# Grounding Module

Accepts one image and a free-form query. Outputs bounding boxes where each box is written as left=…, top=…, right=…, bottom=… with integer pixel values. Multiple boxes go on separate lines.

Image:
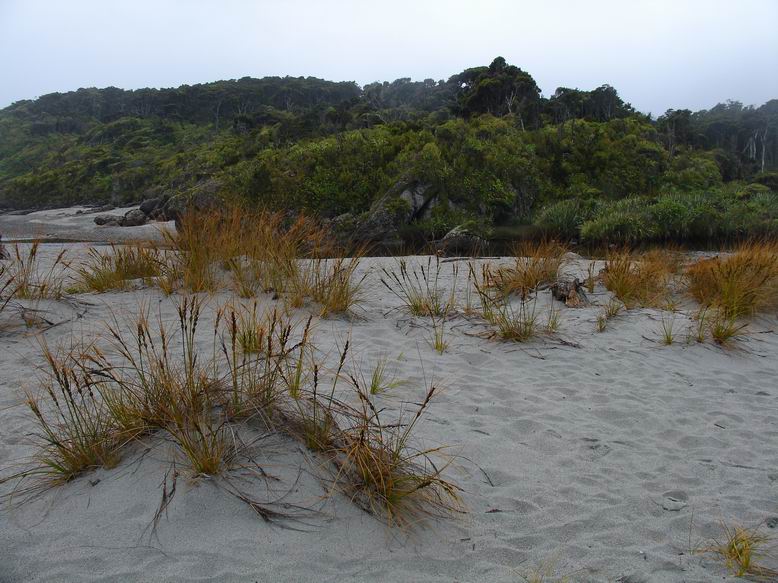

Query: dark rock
left=94, top=214, right=122, bottom=226
left=149, top=207, right=168, bottom=221
left=120, top=209, right=148, bottom=227
left=437, top=224, right=486, bottom=256
left=346, top=181, right=435, bottom=246
left=139, top=197, right=163, bottom=216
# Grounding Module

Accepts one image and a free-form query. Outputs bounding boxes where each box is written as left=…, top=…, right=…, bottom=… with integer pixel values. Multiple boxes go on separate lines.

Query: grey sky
left=1, top=0, right=776, bottom=115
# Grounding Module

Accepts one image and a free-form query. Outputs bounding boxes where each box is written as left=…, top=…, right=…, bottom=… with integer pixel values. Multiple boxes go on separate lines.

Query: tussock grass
left=295, top=254, right=366, bottom=317
left=701, top=522, right=777, bottom=580
left=545, top=303, right=561, bottom=333
left=7, top=242, right=67, bottom=300
left=489, top=240, right=566, bottom=298
left=3, top=288, right=462, bottom=528
left=596, top=299, right=623, bottom=332
left=19, top=342, right=122, bottom=487
left=331, top=382, right=463, bottom=527
left=430, top=314, right=449, bottom=353
left=472, top=264, right=540, bottom=342
left=72, top=243, right=164, bottom=292
left=710, top=311, right=747, bottom=345
left=602, top=249, right=670, bottom=308
left=380, top=257, right=456, bottom=317
left=686, top=241, right=778, bottom=318
left=585, top=261, right=598, bottom=293
left=0, top=263, right=16, bottom=319
left=659, top=314, right=676, bottom=345
left=164, top=204, right=364, bottom=316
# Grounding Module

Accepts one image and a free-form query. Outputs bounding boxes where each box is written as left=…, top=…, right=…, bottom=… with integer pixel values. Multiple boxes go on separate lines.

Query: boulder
left=348, top=181, right=434, bottom=245
left=437, top=224, right=486, bottom=256
left=120, top=209, right=148, bottom=227
left=139, top=197, right=163, bottom=216
left=93, top=214, right=122, bottom=226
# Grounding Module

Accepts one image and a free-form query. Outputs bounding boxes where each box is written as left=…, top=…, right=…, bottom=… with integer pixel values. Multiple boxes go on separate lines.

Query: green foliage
left=0, top=60, right=776, bottom=249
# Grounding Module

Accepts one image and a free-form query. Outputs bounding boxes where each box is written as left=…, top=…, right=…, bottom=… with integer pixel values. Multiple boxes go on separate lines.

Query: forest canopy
left=1, top=57, right=776, bottom=244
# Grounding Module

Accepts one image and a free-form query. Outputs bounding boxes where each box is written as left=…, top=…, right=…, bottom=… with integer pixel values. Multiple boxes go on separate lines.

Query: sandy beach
left=0, top=210, right=777, bottom=583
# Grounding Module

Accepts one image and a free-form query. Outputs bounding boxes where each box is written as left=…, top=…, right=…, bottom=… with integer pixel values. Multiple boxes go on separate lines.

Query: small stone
left=767, top=517, right=778, bottom=528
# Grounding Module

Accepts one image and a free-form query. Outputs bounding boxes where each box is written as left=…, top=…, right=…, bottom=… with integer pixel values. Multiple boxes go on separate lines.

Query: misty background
left=1, top=0, right=777, bottom=115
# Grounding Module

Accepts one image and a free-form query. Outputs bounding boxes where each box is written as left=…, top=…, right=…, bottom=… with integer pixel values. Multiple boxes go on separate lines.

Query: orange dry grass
left=488, top=240, right=566, bottom=298
left=686, top=241, right=778, bottom=318
left=603, top=249, right=671, bottom=307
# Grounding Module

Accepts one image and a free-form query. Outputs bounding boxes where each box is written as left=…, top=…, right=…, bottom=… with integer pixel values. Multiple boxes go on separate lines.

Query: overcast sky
left=1, top=0, right=776, bottom=115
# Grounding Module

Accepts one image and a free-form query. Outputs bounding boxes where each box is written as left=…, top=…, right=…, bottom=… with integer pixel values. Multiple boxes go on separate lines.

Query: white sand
left=0, top=205, right=174, bottom=243
left=1, top=238, right=777, bottom=582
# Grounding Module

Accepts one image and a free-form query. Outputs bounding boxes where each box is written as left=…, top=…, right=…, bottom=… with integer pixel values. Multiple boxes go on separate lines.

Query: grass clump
left=332, top=383, right=463, bottom=527
left=72, top=243, right=164, bottom=292
left=595, top=299, right=623, bottom=332
left=709, top=311, right=747, bottom=345
left=472, top=264, right=540, bottom=342
left=701, top=522, right=777, bottom=580
left=7, top=242, right=67, bottom=300
left=18, top=342, right=122, bottom=488
left=686, top=241, right=778, bottom=318
left=489, top=240, right=566, bottom=298
left=380, top=257, right=456, bottom=317
left=602, top=249, right=671, bottom=307
left=294, top=254, right=366, bottom=317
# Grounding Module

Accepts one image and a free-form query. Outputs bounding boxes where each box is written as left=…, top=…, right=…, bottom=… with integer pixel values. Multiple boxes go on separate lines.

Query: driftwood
left=550, top=278, right=588, bottom=307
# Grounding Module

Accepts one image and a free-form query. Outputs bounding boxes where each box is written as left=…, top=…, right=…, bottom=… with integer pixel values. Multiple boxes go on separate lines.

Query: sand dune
left=1, top=236, right=777, bottom=582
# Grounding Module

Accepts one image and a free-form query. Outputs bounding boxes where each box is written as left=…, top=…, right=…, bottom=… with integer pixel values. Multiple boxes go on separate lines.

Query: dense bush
left=0, top=59, right=776, bottom=247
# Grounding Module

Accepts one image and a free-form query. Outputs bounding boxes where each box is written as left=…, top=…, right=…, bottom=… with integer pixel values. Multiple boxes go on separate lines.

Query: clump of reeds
left=602, top=249, right=670, bottom=308
left=380, top=257, right=456, bottom=317
left=686, top=241, right=778, bottom=318
left=7, top=242, right=67, bottom=300
left=488, top=240, right=566, bottom=299
left=71, top=243, right=164, bottom=293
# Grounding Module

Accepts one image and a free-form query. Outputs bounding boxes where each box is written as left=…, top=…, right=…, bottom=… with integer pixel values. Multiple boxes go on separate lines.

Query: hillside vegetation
left=1, top=57, right=777, bottom=244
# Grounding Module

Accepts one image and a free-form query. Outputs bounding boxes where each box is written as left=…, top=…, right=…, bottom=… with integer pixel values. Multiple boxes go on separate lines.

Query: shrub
left=580, top=198, right=655, bottom=243
left=536, top=199, right=594, bottom=239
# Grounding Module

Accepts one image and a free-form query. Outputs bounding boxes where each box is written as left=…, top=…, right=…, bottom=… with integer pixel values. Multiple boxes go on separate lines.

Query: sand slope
left=1, top=243, right=777, bottom=582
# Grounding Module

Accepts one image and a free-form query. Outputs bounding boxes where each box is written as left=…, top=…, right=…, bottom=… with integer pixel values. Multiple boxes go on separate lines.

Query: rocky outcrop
left=436, top=224, right=486, bottom=256
left=334, top=181, right=435, bottom=246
